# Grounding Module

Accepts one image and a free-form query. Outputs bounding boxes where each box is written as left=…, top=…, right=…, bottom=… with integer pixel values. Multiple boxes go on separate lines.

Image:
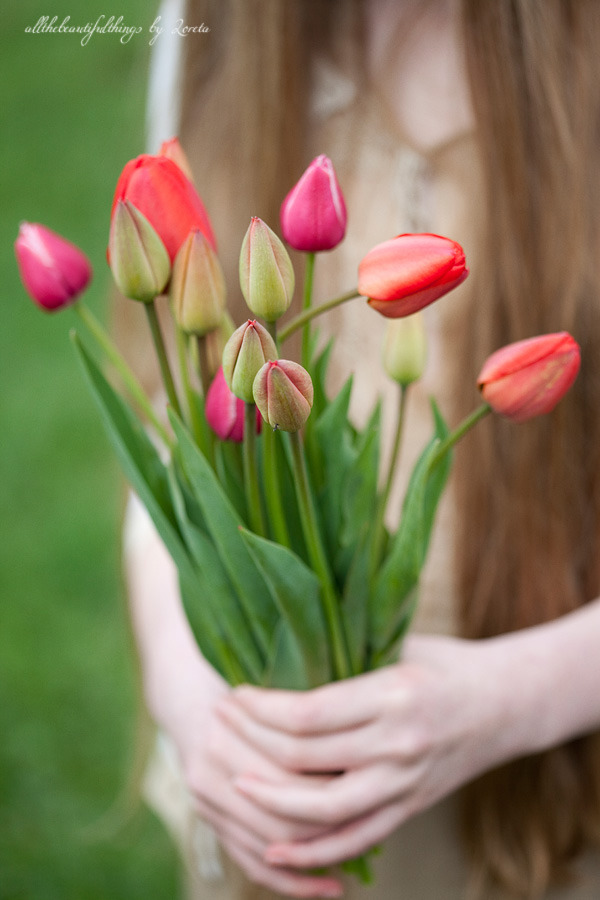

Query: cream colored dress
left=140, top=6, right=600, bottom=898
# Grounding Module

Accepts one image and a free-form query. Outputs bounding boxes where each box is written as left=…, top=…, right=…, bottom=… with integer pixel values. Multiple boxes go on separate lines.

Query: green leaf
left=169, top=411, right=277, bottom=662
left=370, top=400, right=452, bottom=659
left=167, top=466, right=263, bottom=684
left=240, top=529, right=331, bottom=687
left=263, top=620, right=310, bottom=690
left=72, top=334, right=192, bottom=579
left=341, top=526, right=371, bottom=673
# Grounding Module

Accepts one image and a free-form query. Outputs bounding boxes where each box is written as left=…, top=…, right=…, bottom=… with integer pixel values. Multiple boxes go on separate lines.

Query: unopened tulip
left=222, top=319, right=278, bottom=402
left=205, top=366, right=261, bottom=442
left=239, top=218, right=294, bottom=321
left=171, top=230, right=226, bottom=334
left=108, top=200, right=171, bottom=302
left=477, top=332, right=581, bottom=423
left=15, top=222, right=91, bottom=311
left=383, top=313, right=427, bottom=386
left=280, top=154, right=347, bottom=252
left=157, top=137, right=195, bottom=182
left=110, top=154, right=215, bottom=262
left=253, top=359, right=313, bottom=432
left=358, top=233, right=468, bottom=318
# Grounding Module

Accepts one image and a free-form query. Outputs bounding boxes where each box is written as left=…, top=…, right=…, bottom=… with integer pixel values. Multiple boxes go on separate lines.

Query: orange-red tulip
left=358, top=233, right=468, bottom=318
left=110, top=154, right=215, bottom=262
left=477, top=332, right=580, bottom=422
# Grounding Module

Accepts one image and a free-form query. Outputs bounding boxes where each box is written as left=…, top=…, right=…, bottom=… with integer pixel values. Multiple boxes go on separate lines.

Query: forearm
left=482, top=596, right=600, bottom=760
left=123, top=492, right=225, bottom=734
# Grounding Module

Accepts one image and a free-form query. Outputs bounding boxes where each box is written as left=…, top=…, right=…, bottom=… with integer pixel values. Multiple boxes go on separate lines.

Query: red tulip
left=205, top=367, right=261, bottom=442
left=15, top=222, right=92, bottom=311
left=280, top=155, right=347, bottom=252
left=110, top=154, right=215, bottom=262
left=358, top=233, right=468, bottom=318
left=477, top=332, right=581, bottom=423
left=157, top=137, right=195, bottom=182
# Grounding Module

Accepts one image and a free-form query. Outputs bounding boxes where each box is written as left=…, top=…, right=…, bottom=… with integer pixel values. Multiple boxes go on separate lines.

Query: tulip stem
left=432, top=402, right=491, bottom=465
left=279, top=288, right=361, bottom=346
left=262, top=426, right=291, bottom=548
left=174, top=324, right=212, bottom=461
left=196, top=334, right=212, bottom=397
left=289, top=431, right=352, bottom=680
left=72, top=302, right=171, bottom=446
left=145, top=301, right=182, bottom=418
left=243, top=402, right=266, bottom=536
left=301, top=252, right=315, bottom=367
left=371, top=384, right=409, bottom=569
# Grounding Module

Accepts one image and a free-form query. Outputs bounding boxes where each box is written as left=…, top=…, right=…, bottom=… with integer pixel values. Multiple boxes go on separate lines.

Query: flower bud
left=253, top=360, right=313, bottom=432
left=203, top=312, right=236, bottom=382
left=171, top=230, right=226, bottom=334
left=205, top=366, right=261, bottom=442
left=280, top=154, right=347, bottom=252
left=110, top=154, right=215, bottom=262
left=157, top=137, right=195, bottom=182
left=358, top=233, right=468, bottom=318
left=222, top=319, right=278, bottom=402
left=239, top=217, right=294, bottom=321
left=477, top=332, right=581, bottom=423
left=382, top=314, right=427, bottom=387
left=108, top=200, right=171, bottom=302
left=15, top=222, right=92, bottom=311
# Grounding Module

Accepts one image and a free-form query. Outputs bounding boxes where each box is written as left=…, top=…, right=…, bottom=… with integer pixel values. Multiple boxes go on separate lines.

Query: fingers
left=229, top=669, right=400, bottom=735
left=216, top=697, right=379, bottom=771
left=223, top=841, right=344, bottom=898
left=263, top=801, right=407, bottom=871
left=235, top=761, right=409, bottom=826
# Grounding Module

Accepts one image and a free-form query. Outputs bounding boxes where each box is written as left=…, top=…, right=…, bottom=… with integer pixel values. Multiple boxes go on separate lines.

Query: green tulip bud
left=382, top=313, right=427, bottom=386
left=171, top=230, right=226, bottom=335
left=253, top=359, right=313, bottom=432
left=239, top=217, right=295, bottom=321
left=222, top=319, right=278, bottom=402
left=108, top=200, right=170, bottom=302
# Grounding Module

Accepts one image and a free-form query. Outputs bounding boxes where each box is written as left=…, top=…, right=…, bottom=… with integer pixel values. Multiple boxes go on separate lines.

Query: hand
left=217, top=633, right=534, bottom=873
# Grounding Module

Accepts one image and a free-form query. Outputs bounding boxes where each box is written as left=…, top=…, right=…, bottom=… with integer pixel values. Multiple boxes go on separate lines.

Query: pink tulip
left=477, top=332, right=581, bottom=423
left=15, top=222, right=92, bottom=311
left=358, top=233, right=468, bottom=318
left=280, top=155, right=347, bottom=252
left=110, top=154, right=215, bottom=263
left=205, top=367, right=261, bottom=442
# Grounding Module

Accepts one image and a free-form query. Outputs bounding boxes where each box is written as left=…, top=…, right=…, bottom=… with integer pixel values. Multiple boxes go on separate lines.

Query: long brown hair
left=176, top=1, right=600, bottom=895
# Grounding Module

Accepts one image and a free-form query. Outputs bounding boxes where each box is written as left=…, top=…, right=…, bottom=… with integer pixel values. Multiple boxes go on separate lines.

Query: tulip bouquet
left=15, top=142, right=581, bottom=883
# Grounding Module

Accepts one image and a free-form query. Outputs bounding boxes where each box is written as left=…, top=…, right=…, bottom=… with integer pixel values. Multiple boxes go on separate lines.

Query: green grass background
left=1, top=2, right=182, bottom=896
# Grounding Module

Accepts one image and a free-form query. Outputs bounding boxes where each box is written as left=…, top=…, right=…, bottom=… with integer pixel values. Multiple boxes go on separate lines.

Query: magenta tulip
left=477, top=332, right=581, bottom=423
left=358, top=233, right=468, bottom=318
left=15, top=222, right=92, bottom=311
left=205, top=367, right=261, bottom=442
left=280, top=155, right=347, bottom=252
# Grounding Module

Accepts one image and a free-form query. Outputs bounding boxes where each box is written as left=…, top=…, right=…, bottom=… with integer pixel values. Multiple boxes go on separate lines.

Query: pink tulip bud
left=477, top=332, right=581, bottom=423
left=239, top=218, right=295, bottom=322
left=157, top=137, right=195, bottom=182
left=108, top=200, right=171, bottom=302
left=252, top=359, right=313, bottom=432
left=222, top=319, right=278, bottom=403
left=358, top=233, right=468, bottom=318
left=280, top=155, right=347, bottom=252
left=205, top=366, right=261, bottom=442
left=15, top=222, right=92, bottom=311
left=171, top=230, right=226, bottom=334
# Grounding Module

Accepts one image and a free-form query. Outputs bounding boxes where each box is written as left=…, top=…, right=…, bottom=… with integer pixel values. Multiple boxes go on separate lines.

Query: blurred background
left=1, top=1, right=181, bottom=895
